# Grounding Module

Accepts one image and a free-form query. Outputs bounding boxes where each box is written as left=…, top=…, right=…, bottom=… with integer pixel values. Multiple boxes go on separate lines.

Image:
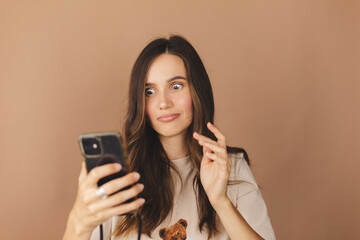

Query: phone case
left=78, top=132, right=129, bottom=187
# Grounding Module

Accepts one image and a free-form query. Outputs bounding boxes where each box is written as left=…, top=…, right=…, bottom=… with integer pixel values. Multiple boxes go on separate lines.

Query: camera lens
left=82, top=138, right=102, bottom=155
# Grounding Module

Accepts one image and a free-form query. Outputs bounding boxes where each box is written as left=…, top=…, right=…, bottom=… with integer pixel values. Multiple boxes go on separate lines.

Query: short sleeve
left=228, top=153, right=276, bottom=240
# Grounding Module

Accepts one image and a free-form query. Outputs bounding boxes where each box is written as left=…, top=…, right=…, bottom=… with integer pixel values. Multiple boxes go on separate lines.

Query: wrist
left=63, top=211, right=92, bottom=240
left=210, top=195, right=233, bottom=212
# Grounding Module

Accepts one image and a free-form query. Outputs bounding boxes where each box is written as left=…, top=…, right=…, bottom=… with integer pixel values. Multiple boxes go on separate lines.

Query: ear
left=178, top=219, right=188, bottom=228
left=159, top=228, right=166, bottom=239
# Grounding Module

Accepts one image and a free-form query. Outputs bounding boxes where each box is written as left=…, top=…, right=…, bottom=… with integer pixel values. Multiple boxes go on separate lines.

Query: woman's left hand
left=193, top=122, right=231, bottom=208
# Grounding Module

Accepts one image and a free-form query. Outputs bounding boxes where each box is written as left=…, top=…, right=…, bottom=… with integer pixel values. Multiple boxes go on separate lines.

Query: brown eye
left=171, top=83, right=183, bottom=90
left=145, top=88, right=155, bottom=96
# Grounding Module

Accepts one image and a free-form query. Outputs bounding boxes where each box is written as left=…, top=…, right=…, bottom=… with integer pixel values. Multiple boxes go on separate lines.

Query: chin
left=154, top=124, right=190, bottom=138
left=157, top=129, right=186, bottom=138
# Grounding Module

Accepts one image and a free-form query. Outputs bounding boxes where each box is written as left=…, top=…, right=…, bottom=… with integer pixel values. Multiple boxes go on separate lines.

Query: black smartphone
left=78, top=132, right=131, bottom=191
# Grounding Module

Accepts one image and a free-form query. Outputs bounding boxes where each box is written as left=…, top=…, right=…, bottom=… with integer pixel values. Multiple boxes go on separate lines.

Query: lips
left=157, top=113, right=181, bottom=122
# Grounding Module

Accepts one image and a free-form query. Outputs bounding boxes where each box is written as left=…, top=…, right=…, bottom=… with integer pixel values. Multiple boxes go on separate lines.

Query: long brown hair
left=114, top=35, right=250, bottom=239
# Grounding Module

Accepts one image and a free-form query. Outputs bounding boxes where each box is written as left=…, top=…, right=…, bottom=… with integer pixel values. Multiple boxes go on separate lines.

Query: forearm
left=213, top=197, right=264, bottom=240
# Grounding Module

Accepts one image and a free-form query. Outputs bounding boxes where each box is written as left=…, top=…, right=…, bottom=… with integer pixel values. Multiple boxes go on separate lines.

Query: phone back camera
left=82, top=138, right=102, bottom=155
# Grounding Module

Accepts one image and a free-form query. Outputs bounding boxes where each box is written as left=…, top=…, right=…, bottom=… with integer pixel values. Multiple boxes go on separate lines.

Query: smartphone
left=78, top=132, right=131, bottom=192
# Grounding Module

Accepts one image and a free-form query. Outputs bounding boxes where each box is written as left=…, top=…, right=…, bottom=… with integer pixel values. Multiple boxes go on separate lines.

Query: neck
left=159, top=132, right=188, bottom=160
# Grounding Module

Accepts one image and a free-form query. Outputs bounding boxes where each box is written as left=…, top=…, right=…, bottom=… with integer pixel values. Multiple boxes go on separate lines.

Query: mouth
left=157, top=113, right=181, bottom=122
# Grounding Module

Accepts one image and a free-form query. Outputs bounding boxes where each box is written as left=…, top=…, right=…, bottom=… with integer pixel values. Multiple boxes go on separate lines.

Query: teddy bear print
left=159, top=219, right=188, bottom=240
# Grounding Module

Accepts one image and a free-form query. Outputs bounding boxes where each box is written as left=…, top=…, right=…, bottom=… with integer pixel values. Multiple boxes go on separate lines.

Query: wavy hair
left=114, top=35, right=249, bottom=239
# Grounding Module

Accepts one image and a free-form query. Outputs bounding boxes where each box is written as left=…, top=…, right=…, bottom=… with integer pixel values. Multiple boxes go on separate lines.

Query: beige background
left=1, top=1, right=359, bottom=239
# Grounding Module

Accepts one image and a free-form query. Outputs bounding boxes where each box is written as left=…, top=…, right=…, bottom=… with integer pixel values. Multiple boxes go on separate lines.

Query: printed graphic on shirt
left=159, top=219, right=188, bottom=240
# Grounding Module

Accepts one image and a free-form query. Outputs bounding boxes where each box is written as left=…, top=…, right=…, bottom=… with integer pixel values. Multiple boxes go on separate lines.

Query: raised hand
left=193, top=122, right=231, bottom=208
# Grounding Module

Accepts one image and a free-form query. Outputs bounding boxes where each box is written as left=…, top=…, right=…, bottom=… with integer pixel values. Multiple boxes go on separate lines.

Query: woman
left=63, top=35, right=276, bottom=240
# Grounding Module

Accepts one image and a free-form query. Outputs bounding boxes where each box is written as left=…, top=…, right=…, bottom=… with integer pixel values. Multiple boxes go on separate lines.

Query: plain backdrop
left=0, top=1, right=359, bottom=239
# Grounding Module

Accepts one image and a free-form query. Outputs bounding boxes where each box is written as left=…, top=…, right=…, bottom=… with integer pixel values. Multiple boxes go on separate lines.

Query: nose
left=159, top=91, right=173, bottom=110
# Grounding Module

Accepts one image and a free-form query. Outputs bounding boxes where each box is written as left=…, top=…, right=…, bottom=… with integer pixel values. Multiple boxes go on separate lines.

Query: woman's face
left=145, top=54, right=193, bottom=139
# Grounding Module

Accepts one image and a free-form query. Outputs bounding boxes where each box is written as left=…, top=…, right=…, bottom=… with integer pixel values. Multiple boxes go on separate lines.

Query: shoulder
left=228, top=152, right=259, bottom=197
left=228, top=152, right=277, bottom=240
left=228, top=151, right=256, bottom=183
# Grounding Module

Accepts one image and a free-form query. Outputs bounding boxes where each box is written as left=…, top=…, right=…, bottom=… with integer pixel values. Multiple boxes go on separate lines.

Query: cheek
left=179, top=93, right=193, bottom=115
left=145, top=100, right=154, bottom=119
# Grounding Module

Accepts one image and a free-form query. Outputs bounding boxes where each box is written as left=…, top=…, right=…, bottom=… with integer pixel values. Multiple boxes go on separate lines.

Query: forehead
left=146, top=54, right=187, bottom=83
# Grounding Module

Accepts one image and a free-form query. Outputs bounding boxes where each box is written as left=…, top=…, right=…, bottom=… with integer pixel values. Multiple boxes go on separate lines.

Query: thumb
left=202, top=146, right=212, bottom=164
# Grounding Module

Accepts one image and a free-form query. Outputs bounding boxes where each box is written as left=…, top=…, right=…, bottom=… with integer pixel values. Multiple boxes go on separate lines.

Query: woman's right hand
left=63, top=162, right=145, bottom=240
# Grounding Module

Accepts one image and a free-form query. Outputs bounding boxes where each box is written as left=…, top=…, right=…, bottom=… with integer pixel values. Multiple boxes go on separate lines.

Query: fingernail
left=133, top=172, right=140, bottom=180
left=115, top=163, right=122, bottom=170
left=138, top=184, right=144, bottom=190
left=138, top=198, right=145, bottom=204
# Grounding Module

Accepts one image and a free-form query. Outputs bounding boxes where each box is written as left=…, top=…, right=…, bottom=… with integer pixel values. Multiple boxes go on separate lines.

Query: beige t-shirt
left=90, top=153, right=276, bottom=240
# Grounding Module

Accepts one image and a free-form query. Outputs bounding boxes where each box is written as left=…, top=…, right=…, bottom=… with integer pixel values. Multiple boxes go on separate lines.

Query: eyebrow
left=145, top=76, right=187, bottom=86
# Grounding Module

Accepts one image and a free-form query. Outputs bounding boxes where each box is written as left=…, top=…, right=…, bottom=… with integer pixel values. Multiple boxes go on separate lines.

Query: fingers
left=85, top=172, right=141, bottom=203
left=102, top=198, right=145, bottom=218
left=193, top=123, right=228, bottom=161
left=201, top=145, right=212, bottom=165
left=193, top=122, right=226, bottom=148
left=71, top=163, right=145, bottom=232
left=86, top=163, right=122, bottom=187
left=205, top=152, right=229, bottom=166
left=89, top=183, right=144, bottom=212
left=102, top=172, right=141, bottom=195
left=198, top=139, right=227, bottom=156
left=206, top=122, right=226, bottom=147
left=193, top=132, right=218, bottom=146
